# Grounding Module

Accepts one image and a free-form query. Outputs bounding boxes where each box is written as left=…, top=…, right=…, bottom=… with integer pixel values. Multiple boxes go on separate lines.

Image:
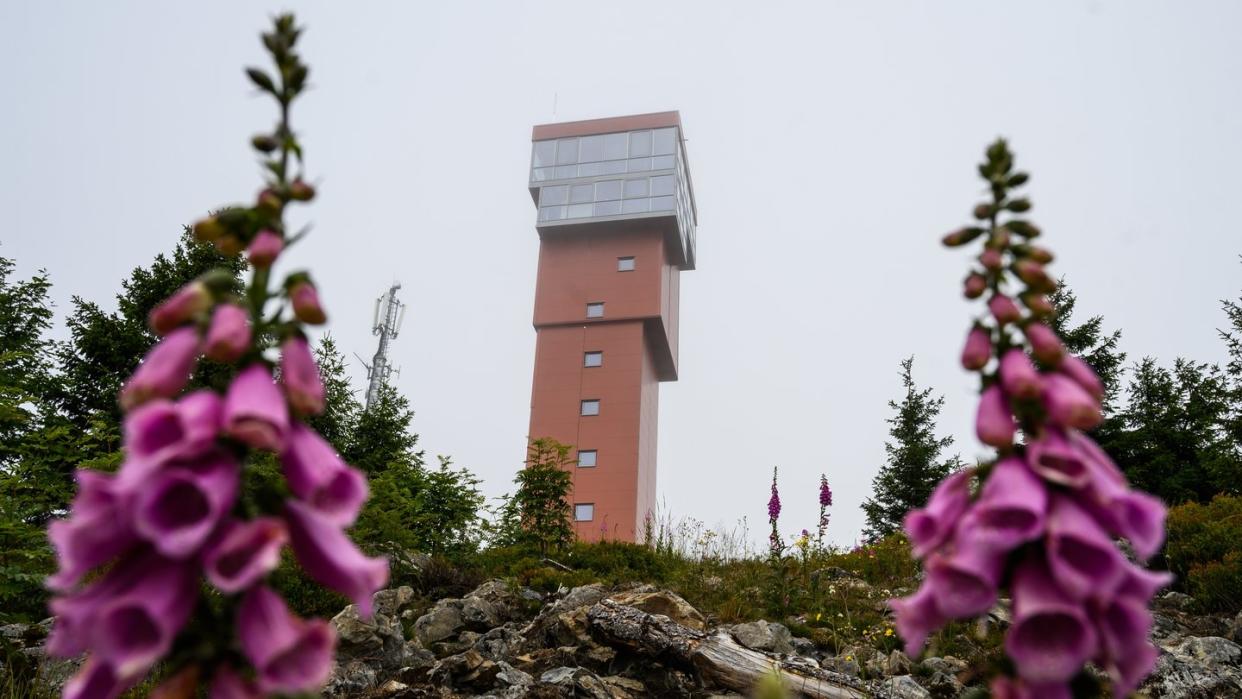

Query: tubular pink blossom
left=47, top=471, right=137, bottom=592
left=204, top=304, right=252, bottom=363
left=960, top=327, right=991, bottom=370
left=284, top=499, right=389, bottom=616
left=888, top=582, right=946, bottom=657
left=289, top=281, right=327, bottom=325
left=90, top=557, right=199, bottom=679
left=280, top=336, right=325, bottom=416
left=1057, top=355, right=1104, bottom=401
left=203, top=517, right=288, bottom=593
left=1006, top=555, right=1098, bottom=684
left=988, top=294, right=1022, bottom=324
left=1115, top=560, right=1174, bottom=601
left=237, top=585, right=336, bottom=694
left=968, top=457, right=1047, bottom=551
left=998, top=349, right=1041, bottom=399
left=1040, top=373, right=1102, bottom=430
left=247, top=230, right=284, bottom=268
left=1045, top=494, right=1125, bottom=600
left=122, top=390, right=222, bottom=470
left=1072, top=432, right=1167, bottom=560
left=209, top=665, right=261, bottom=699
left=149, top=281, right=212, bottom=336
left=132, top=453, right=239, bottom=559
left=1024, top=322, right=1065, bottom=365
left=990, top=676, right=1071, bottom=699
left=63, top=658, right=132, bottom=699
left=1108, top=640, right=1158, bottom=698
left=281, top=423, right=367, bottom=526
left=963, top=272, right=987, bottom=299
left=976, top=384, right=1016, bottom=448
left=223, top=364, right=290, bottom=451
left=927, top=539, right=1005, bottom=618
left=119, top=327, right=201, bottom=411
left=903, top=469, right=973, bottom=559
left=1025, top=428, right=1091, bottom=488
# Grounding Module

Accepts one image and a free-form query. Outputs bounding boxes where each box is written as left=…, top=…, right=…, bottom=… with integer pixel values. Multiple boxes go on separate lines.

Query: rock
left=606, top=589, right=707, bottom=630
left=1145, top=636, right=1242, bottom=698
left=540, top=666, right=580, bottom=685
left=919, top=655, right=966, bottom=676
left=878, top=674, right=931, bottom=699
left=601, top=675, right=646, bottom=698
left=461, top=596, right=502, bottom=631
left=553, top=584, right=609, bottom=613
left=886, top=650, right=913, bottom=676
left=474, top=624, right=526, bottom=662
left=494, top=661, right=534, bottom=689
left=430, top=648, right=499, bottom=690
left=413, top=599, right=463, bottom=646
left=1157, top=591, right=1197, bottom=612
left=731, top=620, right=794, bottom=654
left=820, top=654, right=860, bottom=677
left=324, top=659, right=379, bottom=697
left=925, top=670, right=964, bottom=698
left=376, top=679, right=409, bottom=697
left=791, top=636, right=819, bottom=658
left=373, top=586, right=416, bottom=618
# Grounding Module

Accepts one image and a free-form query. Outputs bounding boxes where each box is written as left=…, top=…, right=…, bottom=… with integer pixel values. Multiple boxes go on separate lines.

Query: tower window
left=578, top=450, right=597, bottom=467
left=586, top=302, right=604, bottom=318
left=580, top=399, right=600, bottom=416
left=575, top=504, right=595, bottom=521
left=584, top=351, right=603, bottom=367
left=617, top=256, right=635, bottom=272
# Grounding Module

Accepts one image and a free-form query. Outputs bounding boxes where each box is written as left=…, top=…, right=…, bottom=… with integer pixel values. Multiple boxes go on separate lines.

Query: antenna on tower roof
left=362, top=282, right=405, bottom=410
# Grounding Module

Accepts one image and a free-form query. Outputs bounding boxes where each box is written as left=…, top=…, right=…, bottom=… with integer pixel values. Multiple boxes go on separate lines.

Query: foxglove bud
left=963, top=273, right=987, bottom=299
left=223, top=364, right=290, bottom=451
left=942, top=227, right=985, bottom=247
left=1041, top=373, right=1102, bottom=430
left=280, top=335, right=325, bottom=416
left=1020, top=292, right=1053, bottom=317
left=251, top=134, right=278, bottom=152
left=976, top=384, right=1016, bottom=448
left=1006, top=220, right=1041, bottom=238
left=120, top=327, right=201, bottom=411
left=999, top=349, right=1041, bottom=399
left=979, top=249, right=1003, bottom=271
left=215, top=234, right=245, bottom=257
left=1013, top=260, right=1055, bottom=293
left=247, top=230, right=284, bottom=268
left=973, top=203, right=993, bottom=220
left=1018, top=245, right=1054, bottom=264
left=204, top=304, right=252, bottom=363
left=288, top=279, right=327, bottom=324
left=960, top=326, right=991, bottom=370
left=149, top=281, right=212, bottom=336
left=1057, top=355, right=1104, bottom=401
left=193, top=217, right=226, bottom=243
left=1024, top=322, right=1065, bottom=364
left=289, top=179, right=316, bottom=201
left=988, top=294, right=1022, bottom=324
left=256, top=189, right=284, bottom=214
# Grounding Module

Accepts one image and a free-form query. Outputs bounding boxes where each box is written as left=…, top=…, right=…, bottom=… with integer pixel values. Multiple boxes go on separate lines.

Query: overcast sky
left=3, top=1, right=1240, bottom=548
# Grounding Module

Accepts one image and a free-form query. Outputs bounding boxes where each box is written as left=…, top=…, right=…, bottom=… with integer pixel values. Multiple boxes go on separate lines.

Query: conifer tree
left=1048, top=279, right=1126, bottom=414
left=496, top=437, right=575, bottom=556
left=861, top=357, right=962, bottom=540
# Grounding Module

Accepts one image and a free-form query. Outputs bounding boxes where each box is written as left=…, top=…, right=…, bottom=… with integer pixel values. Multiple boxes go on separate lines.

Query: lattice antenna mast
left=361, top=283, right=406, bottom=410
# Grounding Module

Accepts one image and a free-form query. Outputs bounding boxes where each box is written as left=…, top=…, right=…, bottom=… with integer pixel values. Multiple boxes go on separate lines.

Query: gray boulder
left=879, top=674, right=931, bottom=699
left=413, top=599, right=464, bottom=646
left=730, top=620, right=794, bottom=654
left=1144, top=636, right=1242, bottom=698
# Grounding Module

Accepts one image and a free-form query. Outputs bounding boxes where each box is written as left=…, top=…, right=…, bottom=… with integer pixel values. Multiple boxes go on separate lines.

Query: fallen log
left=586, top=599, right=874, bottom=699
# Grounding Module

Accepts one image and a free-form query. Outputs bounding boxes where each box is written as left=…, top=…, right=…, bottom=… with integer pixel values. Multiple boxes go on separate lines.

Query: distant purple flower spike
left=204, top=517, right=288, bottom=593
left=819, top=474, right=833, bottom=507
left=968, top=457, right=1046, bottom=551
left=237, top=585, right=336, bottom=694
left=223, top=364, right=290, bottom=452
left=281, top=422, right=368, bottom=526
left=47, top=470, right=136, bottom=592
left=1006, top=555, right=1098, bottom=684
left=903, top=469, right=972, bottom=559
left=1025, top=428, right=1090, bottom=488
left=927, top=538, right=1005, bottom=618
left=119, top=327, right=200, bottom=411
left=999, top=349, right=1041, bottom=399
left=976, top=384, right=1016, bottom=448
left=284, top=499, right=389, bottom=616
left=1045, top=494, right=1125, bottom=600
left=888, top=582, right=947, bottom=657
left=90, top=557, right=199, bottom=679
left=1041, top=373, right=1102, bottom=430
left=132, top=452, right=239, bottom=559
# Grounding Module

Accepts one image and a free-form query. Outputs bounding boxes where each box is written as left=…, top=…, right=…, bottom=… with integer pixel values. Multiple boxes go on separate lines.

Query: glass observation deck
left=529, top=123, right=697, bottom=270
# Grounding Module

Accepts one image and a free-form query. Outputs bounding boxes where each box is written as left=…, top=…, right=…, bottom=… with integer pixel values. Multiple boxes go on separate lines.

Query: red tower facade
left=526, top=112, right=697, bottom=542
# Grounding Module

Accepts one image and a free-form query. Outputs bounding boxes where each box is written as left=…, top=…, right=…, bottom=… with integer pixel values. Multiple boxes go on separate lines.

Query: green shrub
left=1165, top=494, right=1242, bottom=613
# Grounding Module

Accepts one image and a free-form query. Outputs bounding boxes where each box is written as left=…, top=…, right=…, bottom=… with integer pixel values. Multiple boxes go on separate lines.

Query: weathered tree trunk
left=587, top=599, right=873, bottom=699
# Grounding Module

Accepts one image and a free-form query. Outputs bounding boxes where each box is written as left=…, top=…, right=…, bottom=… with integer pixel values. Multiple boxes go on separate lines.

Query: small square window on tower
left=584, top=351, right=603, bottom=367
left=578, top=450, right=597, bottom=467
left=580, top=399, right=600, bottom=416
left=574, top=503, right=595, bottom=521
left=617, top=256, right=635, bottom=272
left=586, top=302, right=604, bottom=318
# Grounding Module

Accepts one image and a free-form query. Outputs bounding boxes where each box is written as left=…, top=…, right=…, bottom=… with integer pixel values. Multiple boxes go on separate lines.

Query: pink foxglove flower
left=960, top=326, right=991, bottom=370
left=204, top=518, right=288, bottom=593
left=967, top=456, right=1046, bottom=550
left=289, top=280, right=326, bottom=325
left=998, top=348, right=1041, bottom=399
left=63, top=658, right=132, bottom=699
left=1045, top=494, right=1126, bottom=599
left=988, top=294, right=1021, bottom=324
left=1040, top=372, right=1102, bottom=430
left=132, top=452, right=239, bottom=559
left=926, top=540, right=1005, bottom=617
left=149, top=280, right=212, bottom=336
left=205, top=303, right=252, bottom=363
left=120, top=326, right=200, bottom=411
left=46, top=470, right=136, bottom=591
left=1025, top=428, right=1090, bottom=488
left=247, top=230, right=284, bottom=268
left=281, top=423, right=367, bottom=526
left=1057, top=354, right=1104, bottom=401
left=210, top=665, right=262, bottom=699
left=284, top=499, right=388, bottom=616
left=122, top=390, right=222, bottom=467
left=888, top=583, right=946, bottom=657
left=1023, top=322, right=1065, bottom=364
left=903, top=469, right=971, bottom=558
left=89, top=557, right=199, bottom=678
left=975, top=384, right=1015, bottom=447
left=237, top=585, right=336, bottom=694
left=224, top=364, right=290, bottom=451
left=279, top=335, right=325, bottom=416
left=1005, top=556, right=1097, bottom=684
